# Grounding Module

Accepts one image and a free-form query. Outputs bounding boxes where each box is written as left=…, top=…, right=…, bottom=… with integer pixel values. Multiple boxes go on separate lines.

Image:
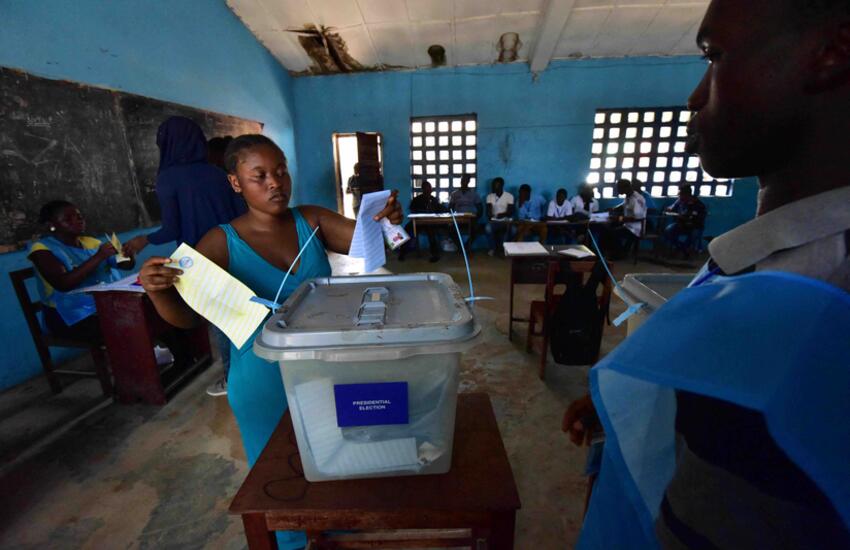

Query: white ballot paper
left=349, top=190, right=391, bottom=273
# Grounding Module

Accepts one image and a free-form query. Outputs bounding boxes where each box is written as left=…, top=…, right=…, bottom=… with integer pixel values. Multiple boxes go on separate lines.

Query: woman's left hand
left=374, top=190, right=404, bottom=225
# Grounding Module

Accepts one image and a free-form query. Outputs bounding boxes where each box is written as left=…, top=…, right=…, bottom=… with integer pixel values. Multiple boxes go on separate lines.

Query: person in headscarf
left=124, top=116, right=246, bottom=398
left=124, top=117, right=245, bottom=255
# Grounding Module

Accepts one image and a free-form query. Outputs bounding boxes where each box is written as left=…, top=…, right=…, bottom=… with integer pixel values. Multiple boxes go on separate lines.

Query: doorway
left=332, top=132, right=383, bottom=219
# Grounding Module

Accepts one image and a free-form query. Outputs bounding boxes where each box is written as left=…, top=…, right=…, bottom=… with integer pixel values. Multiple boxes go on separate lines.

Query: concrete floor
left=0, top=252, right=697, bottom=549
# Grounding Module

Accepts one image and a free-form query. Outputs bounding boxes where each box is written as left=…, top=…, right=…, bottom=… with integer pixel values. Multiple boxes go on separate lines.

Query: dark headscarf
left=156, top=116, right=207, bottom=174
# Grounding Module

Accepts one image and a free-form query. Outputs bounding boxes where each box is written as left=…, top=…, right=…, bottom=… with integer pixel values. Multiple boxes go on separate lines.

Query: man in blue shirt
left=514, top=183, right=548, bottom=242
left=663, top=185, right=707, bottom=257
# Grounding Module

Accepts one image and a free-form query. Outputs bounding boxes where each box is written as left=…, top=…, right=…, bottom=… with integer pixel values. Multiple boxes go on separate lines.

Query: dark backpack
left=550, top=262, right=609, bottom=365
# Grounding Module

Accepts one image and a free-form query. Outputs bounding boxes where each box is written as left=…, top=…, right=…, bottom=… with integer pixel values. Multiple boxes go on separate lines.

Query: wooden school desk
left=505, top=244, right=598, bottom=343
left=408, top=212, right=476, bottom=238
left=91, top=290, right=211, bottom=405
left=229, top=392, right=521, bottom=550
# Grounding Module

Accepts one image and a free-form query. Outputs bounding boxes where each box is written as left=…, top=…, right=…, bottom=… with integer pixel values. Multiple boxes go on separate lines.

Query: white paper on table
left=348, top=190, right=390, bottom=273
left=294, top=379, right=344, bottom=468
left=503, top=241, right=549, bottom=256
left=590, top=212, right=611, bottom=222
left=558, top=245, right=596, bottom=259
left=72, top=272, right=146, bottom=294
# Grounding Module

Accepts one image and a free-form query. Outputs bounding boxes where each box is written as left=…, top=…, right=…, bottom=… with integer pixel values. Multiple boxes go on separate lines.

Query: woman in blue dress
left=138, top=134, right=402, bottom=549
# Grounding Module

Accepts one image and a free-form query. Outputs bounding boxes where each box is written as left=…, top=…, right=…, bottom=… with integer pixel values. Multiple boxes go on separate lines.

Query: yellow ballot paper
left=171, top=243, right=269, bottom=349
left=108, top=232, right=130, bottom=263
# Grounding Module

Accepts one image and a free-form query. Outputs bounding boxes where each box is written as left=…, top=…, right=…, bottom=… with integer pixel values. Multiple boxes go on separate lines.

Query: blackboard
left=0, top=67, right=262, bottom=250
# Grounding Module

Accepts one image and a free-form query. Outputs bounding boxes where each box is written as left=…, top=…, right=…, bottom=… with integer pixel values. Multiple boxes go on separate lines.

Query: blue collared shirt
left=517, top=195, right=547, bottom=221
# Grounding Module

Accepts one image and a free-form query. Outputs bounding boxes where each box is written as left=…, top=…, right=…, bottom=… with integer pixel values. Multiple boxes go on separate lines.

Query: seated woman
left=138, top=134, right=402, bottom=550
left=28, top=200, right=135, bottom=341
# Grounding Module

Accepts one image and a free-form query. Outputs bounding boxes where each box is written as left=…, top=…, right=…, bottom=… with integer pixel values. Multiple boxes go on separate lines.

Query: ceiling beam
left=529, top=0, right=576, bottom=73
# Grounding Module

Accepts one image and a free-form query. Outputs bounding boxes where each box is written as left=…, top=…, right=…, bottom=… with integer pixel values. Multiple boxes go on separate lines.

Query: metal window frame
left=587, top=106, right=733, bottom=199
left=410, top=113, right=478, bottom=204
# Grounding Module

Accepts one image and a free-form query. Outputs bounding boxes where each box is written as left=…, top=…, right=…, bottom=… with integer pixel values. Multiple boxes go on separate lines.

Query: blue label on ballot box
left=333, top=382, right=409, bottom=427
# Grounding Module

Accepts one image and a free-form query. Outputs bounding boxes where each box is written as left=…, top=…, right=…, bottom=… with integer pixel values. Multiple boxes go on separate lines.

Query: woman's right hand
left=96, top=242, right=117, bottom=261
left=139, top=257, right=182, bottom=292
left=563, top=394, right=599, bottom=446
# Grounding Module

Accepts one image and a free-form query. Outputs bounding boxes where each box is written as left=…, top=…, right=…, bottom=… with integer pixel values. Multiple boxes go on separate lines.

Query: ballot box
left=254, top=273, right=481, bottom=482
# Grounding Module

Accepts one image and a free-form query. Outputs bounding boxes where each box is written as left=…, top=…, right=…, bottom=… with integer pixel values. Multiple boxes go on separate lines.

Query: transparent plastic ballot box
left=254, top=273, right=481, bottom=482
left=614, top=273, right=695, bottom=336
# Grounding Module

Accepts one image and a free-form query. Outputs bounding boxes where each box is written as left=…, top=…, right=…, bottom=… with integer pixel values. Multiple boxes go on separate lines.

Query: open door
left=332, top=133, right=383, bottom=219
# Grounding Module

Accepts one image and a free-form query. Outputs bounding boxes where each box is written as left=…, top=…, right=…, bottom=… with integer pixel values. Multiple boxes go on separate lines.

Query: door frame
left=332, top=132, right=383, bottom=217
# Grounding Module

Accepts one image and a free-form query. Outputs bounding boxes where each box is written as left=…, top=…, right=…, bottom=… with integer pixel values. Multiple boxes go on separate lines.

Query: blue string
left=264, top=225, right=321, bottom=313
left=449, top=210, right=475, bottom=305
left=586, top=223, right=623, bottom=293
left=585, top=223, right=645, bottom=327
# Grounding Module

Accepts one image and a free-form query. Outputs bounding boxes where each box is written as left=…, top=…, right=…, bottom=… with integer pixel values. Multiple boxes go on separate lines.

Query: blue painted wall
left=292, top=58, right=759, bottom=238
left=0, top=0, right=298, bottom=389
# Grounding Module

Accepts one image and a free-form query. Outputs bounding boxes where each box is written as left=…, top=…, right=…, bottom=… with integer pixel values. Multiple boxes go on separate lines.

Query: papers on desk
left=590, top=212, right=610, bottom=223
left=171, top=243, right=268, bottom=349
left=349, top=190, right=390, bottom=273
left=558, top=245, right=596, bottom=259
left=503, top=242, right=549, bottom=256
left=73, top=272, right=145, bottom=294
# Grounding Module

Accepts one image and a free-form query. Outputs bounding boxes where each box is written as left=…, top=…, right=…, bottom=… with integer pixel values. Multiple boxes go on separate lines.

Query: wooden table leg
left=94, top=292, right=165, bottom=404
left=489, top=511, right=517, bottom=550
left=508, top=259, right=516, bottom=342
left=539, top=260, right=558, bottom=380
left=242, top=513, right=278, bottom=550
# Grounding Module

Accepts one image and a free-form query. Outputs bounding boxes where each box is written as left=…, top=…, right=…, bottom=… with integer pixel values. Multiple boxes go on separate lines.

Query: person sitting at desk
left=485, top=177, right=515, bottom=256
left=597, top=179, right=646, bottom=260
left=398, top=180, right=444, bottom=262
left=664, top=185, right=707, bottom=257
left=570, top=184, right=599, bottom=219
left=633, top=179, right=658, bottom=212
left=547, top=188, right=574, bottom=244
left=514, top=183, right=548, bottom=243
left=449, top=174, right=482, bottom=250
left=138, top=134, right=403, bottom=550
left=547, top=188, right=573, bottom=220
left=28, top=200, right=136, bottom=342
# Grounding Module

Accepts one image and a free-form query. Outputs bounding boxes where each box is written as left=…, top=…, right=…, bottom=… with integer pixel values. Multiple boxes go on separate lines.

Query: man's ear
left=808, top=22, right=850, bottom=92
left=227, top=174, right=242, bottom=194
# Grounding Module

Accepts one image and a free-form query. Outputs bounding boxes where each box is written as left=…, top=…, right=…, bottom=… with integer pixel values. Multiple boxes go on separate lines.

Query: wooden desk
left=409, top=213, right=476, bottom=238
left=92, top=291, right=211, bottom=405
left=506, top=246, right=598, bottom=373
left=230, top=393, right=521, bottom=550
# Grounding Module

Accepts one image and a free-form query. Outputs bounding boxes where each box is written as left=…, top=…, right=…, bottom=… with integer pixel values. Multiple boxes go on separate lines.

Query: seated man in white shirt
left=596, top=179, right=646, bottom=259
left=547, top=188, right=575, bottom=244
left=570, top=184, right=600, bottom=219
left=484, top=177, right=515, bottom=256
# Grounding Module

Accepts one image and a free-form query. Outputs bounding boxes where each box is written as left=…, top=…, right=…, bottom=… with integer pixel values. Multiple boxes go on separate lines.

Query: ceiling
left=226, top=0, right=709, bottom=75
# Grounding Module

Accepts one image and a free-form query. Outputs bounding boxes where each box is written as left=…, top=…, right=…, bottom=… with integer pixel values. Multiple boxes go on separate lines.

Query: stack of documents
left=503, top=242, right=549, bottom=256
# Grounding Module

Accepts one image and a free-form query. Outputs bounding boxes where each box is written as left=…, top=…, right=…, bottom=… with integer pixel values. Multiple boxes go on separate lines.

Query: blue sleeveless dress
left=220, top=208, right=331, bottom=550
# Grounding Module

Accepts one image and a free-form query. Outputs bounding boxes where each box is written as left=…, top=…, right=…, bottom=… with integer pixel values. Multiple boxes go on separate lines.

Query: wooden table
left=409, top=213, right=476, bottom=238
left=506, top=245, right=598, bottom=342
left=91, top=291, right=211, bottom=404
left=230, top=393, right=521, bottom=549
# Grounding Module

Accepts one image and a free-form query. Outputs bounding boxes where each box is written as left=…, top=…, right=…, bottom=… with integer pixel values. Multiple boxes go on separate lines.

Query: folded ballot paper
left=293, top=378, right=423, bottom=477
left=107, top=232, right=130, bottom=263
left=171, top=243, right=269, bottom=349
